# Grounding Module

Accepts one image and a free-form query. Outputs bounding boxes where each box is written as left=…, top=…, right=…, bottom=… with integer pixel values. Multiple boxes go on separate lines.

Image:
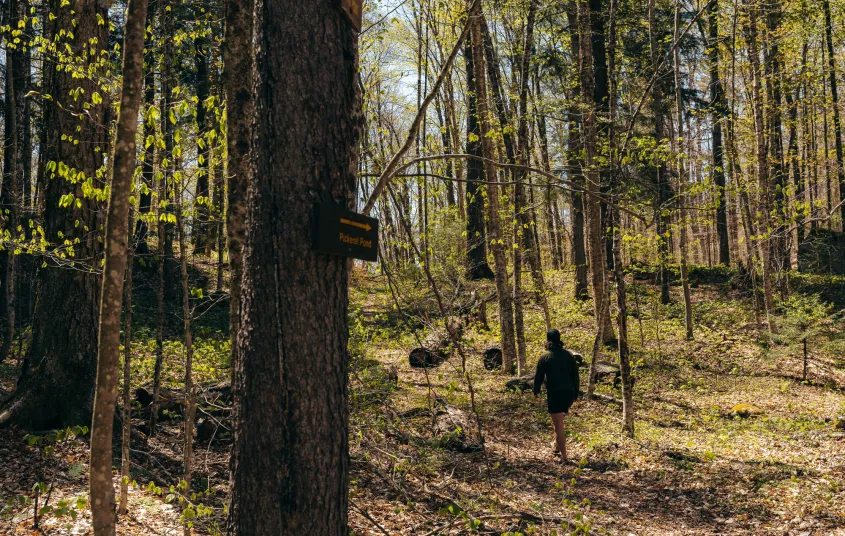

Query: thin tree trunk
left=649, top=0, right=672, bottom=305
left=469, top=2, right=517, bottom=374
left=607, top=0, right=633, bottom=436
left=89, top=0, right=148, bottom=531
left=134, top=0, right=158, bottom=255
left=119, top=211, right=134, bottom=516
left=674, top=0, right=694, bottom=341
left=823, top=0, right=845, bottom=224
left=193, top=11, right=212, bottom=257
left=743, top=0, right=776, bottom=330
left=177, top=195, right=195, bottom=536
left=515, top=0, right=550, bottom=334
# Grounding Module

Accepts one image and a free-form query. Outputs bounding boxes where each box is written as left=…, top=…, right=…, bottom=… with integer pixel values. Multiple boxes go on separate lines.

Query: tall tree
left=133, top=0, right=159, bottom=255
left=192, top=1, right=212, bottom=256
left=227, top=0, right=360, bottom=532
left=648, top=0, right=672, bottom=305
left=709, top=0, right=731, bottom=265
left=588, top=0, right=615, bottom=343
left=89, top=0, right=149, bottom=531
left=464, top=30, right=494, bottom=281
left=674, top=0, right=694, bottom=341
left=469, top=1, right=517, bottom=374
left=223, top=0, right=254, bottom=385
left=743, top=0, right=776, bottom=328
left=823, top=0, right=845, bottom=224
left=0, top=0, right=25, bottom=362
left=0, top=0, right=110, bottom=428
left=566, top=0, right=589, bottom=300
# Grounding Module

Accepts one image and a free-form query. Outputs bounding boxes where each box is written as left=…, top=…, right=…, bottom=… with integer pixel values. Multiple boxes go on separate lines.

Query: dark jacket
left=533, top=347, right=580, bottom=396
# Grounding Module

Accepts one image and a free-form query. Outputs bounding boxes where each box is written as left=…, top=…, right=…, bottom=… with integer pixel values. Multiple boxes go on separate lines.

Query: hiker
left=534, top=329, right=580, bottom=462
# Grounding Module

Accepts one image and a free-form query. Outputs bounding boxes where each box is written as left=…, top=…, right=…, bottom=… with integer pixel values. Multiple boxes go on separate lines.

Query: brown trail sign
left=341, top=0, right=363, bottom=32
left=314, top=203, right=379, bottom=262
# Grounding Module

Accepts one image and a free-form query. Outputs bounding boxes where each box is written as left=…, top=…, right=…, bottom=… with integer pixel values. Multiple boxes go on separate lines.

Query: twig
left=350, top=499, right=391, bottom=536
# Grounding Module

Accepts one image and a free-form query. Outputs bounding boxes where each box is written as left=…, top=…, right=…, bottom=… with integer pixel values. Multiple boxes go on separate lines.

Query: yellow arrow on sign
left=340, top=218, right=372, bottom=232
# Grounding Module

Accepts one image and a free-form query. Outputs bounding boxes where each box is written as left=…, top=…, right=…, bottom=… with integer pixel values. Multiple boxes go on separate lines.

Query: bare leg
left=550, top=412, right=567, bottom=461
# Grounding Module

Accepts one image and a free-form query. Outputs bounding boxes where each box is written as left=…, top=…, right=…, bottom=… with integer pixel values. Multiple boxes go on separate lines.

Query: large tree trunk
left=648, top=0, right=672, bottom=305
left=0, top=0, right=25, bottom=362
left=589, top=0, right=613, bottom=274
left=566, top=1, right=589, bottom=300
left=227, top=0, right=359, bottom=533
left=823, top=0, right=845, bottom=224
left=709, top=0, right=731, bottom=265
left=578, top=0, right=613, bottom=352
left=764, top=0, right=786, bottom=272
left=469, top=3, right=517, bottom=374
left=588, top=0, right=615, bottom=344
left=0, top=0, right=109, bottom=430
left=223, top=0, right=253, bottom=389
left=89, top=0, right=148, bottom=531
left=464, top=31, right=494, bottom=281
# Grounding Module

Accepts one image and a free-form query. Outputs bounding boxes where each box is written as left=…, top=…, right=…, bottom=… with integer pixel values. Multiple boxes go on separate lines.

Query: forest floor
left=1, top=265, right=845, bottom=535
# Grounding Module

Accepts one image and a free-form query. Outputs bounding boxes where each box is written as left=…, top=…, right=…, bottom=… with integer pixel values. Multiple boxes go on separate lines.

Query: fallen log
left=409, top=320, right=464, bottom=368
left=135, top=387, right=185, bottom=415
left=135, top=381, right=232, bottom=418
left=483, top=347, right=502, bottom=371
left=505, top=374, right=535, bottom=393
left=432, top=399, right=482, bottom=453
left=592, top=361, right=636, bottom=388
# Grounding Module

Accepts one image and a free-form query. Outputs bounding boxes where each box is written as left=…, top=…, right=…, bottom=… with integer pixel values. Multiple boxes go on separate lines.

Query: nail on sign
left=314, top=203, right=379, bottom=262
left=341, top=0, right=363, bottom=32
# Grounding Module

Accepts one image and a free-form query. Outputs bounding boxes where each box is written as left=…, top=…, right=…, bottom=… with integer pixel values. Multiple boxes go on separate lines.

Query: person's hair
left=546, top=329, right=562, bottom=350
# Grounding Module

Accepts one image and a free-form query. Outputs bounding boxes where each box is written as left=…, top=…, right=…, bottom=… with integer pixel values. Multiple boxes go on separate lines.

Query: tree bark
left=743, top=0, right=776, bottom=329
left=0, top=0, right=109, bottom=430
left=119, top=215, right=134, bottom=516
left=227, top=0, right=360, bottom=533
left=567, top=1, right=589, bottom=300
left=0, top=0, right=23, bottom=362
left=709, top=0, right=730, bottom=265
left=223, top=0, right=254, bottom=390
left=464, top=30, right=494, bottom=281
left=89, top=0, right=148, bottom=531
left=823, top=0, right=845, bottom=224
left=133, top=0, right=158, bottom=255
left=176, top=189, right=195, bottom=536
left=578, top=0, right=613, bottom=353
left=192, top=6, right=212, bottom=257
left=469, top=3, right=517, bottom=375
left=674, top=0, right=694, bottom=341
left=648, top=0, right=672, bottom=305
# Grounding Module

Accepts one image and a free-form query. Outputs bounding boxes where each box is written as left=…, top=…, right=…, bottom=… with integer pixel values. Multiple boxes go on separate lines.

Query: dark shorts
left=547, top=390, right=576, bottom=414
